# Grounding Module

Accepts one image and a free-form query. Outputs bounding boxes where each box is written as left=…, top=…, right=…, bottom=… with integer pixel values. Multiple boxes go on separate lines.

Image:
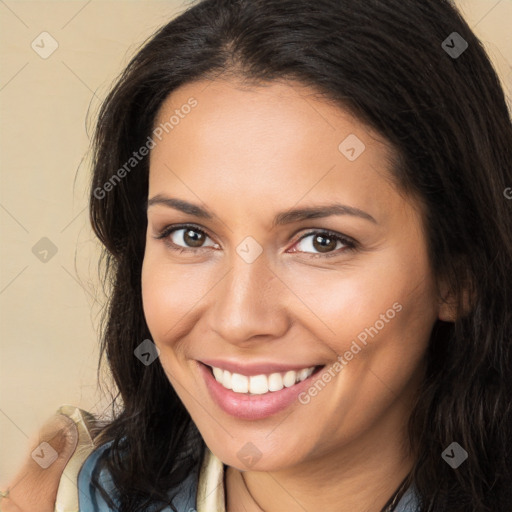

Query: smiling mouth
left=206, top=364, right=324, bottom=395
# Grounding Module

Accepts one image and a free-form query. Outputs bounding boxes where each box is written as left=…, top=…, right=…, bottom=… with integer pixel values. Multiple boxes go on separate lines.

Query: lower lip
left=198, top=362, right=322, bottom=420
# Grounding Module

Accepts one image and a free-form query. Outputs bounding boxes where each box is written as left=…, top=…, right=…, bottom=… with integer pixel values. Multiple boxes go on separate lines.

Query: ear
left=438, top=283, right=458, bottom=322
left=437, top=278, right=473, bottom=322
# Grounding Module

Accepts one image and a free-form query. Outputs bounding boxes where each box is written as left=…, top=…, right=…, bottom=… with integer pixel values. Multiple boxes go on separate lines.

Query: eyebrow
left=146, top=195, right=377, bottom=225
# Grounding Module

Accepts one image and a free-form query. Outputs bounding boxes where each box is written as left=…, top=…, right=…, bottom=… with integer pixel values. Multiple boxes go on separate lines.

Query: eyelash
left=154, top=223, right=357, bottom=258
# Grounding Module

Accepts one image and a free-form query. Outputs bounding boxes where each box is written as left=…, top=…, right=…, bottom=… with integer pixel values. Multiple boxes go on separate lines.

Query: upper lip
left=199, top=358, right=322, bottom=376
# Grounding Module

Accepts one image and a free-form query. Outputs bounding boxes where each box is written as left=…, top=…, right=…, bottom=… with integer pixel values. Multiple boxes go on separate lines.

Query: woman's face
left=142, top=78, right=447, bottom=472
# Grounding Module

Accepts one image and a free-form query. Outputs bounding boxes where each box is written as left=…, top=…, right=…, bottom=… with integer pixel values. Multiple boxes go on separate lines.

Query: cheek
left=141, top=249, right=188, bottom=345
left=140, top=254, right=202, bottom=390
left=293, top=266, right=431, bottom=341
left=141, top=251, right=207, bottom=344
left=309, top=251, right=438, bottom=363
left=142, top=258, right=174, bottom=339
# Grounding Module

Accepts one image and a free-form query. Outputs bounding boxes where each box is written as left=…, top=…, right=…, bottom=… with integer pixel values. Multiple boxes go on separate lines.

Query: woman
left=3, top=0, right=512, bottom=510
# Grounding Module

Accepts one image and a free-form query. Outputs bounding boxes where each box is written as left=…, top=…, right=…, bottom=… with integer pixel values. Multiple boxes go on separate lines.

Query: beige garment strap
left=54, top=405, right=226, bottom=512
left=54, top=405, right=97, bottom=512
left=196, top=448, right=226, bottom=512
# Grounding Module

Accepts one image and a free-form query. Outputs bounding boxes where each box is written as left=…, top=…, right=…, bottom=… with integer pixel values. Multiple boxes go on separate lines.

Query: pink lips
left=198, top=361, right=322, bottom=420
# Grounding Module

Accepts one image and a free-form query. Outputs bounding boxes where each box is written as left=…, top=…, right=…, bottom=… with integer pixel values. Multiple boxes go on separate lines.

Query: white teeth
left=231, top=373, right=249, bottom=393
left=297, top=368, right=311, bottom=382
left=249, top=375, right=268, bottom=395
left=212, top=367, right=224, bottom=382
left=268, top=372, right=284, bottom=392
left=210, top=365, right=316, bottom=395
left=283, top=371, right=296, bottom=388
left=223, top=370, right=232, bottom=390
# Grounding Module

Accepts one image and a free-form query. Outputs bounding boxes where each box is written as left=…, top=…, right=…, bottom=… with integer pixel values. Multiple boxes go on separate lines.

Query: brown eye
left=312, top=234, right=338, bottom=253
left=170, top=227, right=213, bottom=248
left=182, top=228, right=206, bottom=247
left=292, top=230, right=354, bottom=256
left=158, top=226, right=218, bottom=251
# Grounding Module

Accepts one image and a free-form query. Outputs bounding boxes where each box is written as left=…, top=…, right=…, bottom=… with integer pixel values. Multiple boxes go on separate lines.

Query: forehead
left=148, top=78, right=407, bottom=227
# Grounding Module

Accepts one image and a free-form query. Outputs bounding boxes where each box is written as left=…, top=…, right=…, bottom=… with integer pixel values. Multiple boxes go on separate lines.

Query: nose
left=206, top=249, right=290, bottom=346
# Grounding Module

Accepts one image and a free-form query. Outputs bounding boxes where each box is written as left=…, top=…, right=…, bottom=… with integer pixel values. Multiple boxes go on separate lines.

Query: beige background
left=0, top=0, right=511, bottom=483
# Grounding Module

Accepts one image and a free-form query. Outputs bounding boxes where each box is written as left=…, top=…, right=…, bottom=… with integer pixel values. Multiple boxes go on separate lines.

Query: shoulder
left=77, top=441, right=199, bottom=511
left=394, top=483, right=421, bottom=512
left=77, top=442, right=118, bottom=511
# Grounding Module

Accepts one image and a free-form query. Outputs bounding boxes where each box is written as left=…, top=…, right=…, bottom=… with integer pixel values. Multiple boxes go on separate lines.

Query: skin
left=142, top=78, right=453, bottom=512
